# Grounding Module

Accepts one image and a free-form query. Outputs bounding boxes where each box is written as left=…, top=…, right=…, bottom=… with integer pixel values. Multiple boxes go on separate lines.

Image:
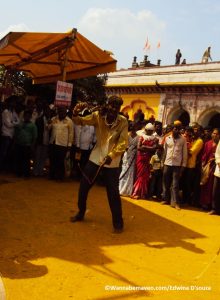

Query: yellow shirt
left=73, top=111, right=128, bottom=168
left=187, top=138, right=204, bottom=168
left=49, top=116, right=74, bottom=147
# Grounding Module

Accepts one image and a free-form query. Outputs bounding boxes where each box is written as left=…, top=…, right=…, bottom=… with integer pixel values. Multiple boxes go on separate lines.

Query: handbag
left=200, top=161, right=211, bottom=185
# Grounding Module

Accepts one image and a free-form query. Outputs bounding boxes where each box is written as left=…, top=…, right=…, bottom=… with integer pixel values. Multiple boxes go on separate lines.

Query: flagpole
left=156, top=41, right=161, bottom=64
left=147, top=45, right=151, bottom=61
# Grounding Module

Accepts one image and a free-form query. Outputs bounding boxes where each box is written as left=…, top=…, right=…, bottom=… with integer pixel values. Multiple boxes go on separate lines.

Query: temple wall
left=120, top=93, right=161, bottom=120
left=106, top=62, right=220, bottom=126
left=160, top=94, right=220, bottom=126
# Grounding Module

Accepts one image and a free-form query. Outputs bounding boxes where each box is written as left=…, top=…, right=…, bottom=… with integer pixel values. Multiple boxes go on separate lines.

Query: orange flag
left=157, top=41, right=161, bottom=48
left=143, top=37, right=149, bottom=50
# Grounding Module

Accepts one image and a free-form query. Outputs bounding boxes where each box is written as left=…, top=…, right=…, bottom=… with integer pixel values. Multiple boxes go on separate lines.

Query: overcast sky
left=1, top=0, right=220, bottom=69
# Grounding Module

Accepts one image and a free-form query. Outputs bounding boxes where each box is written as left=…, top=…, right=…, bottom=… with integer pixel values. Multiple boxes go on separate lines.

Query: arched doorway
left=178, top=110, right=190, bottom=127
left=208, top=113, right=220, bottom=129
left=197, top=108, right=220, bottom=128
left=167, top=107, right=190, bottom=126
left=121, top=99, right=155, bottom=120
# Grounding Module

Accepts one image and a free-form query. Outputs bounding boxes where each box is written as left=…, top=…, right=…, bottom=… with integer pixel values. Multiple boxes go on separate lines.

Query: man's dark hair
left=108, top=95, right=123, bottom=107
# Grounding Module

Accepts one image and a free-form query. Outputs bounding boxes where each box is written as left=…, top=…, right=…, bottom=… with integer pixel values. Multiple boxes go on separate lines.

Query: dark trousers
left=192, top=166, right=202, bottom=207
left=14, top=144, right=31, bottom=177
left=148, top=169, right=163, bottom=199
left=80, top=149, right=91, bottom=169
left=77, top=160, right=123, bottom=229
left=212, top=176, right=220, bottom=214
left=182, top=168, right=196, bottom=205
left=49, top=144, right=67, bottom=180
left=0, top=136, right=12, bottom=170
left=163, top=165, right=182, bottom=205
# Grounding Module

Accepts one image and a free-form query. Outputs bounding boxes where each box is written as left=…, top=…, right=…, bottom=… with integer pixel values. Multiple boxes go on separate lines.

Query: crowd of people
left=0, top=95, right=97, bottom=181
left=119, top=117, right=220, bottom=215
left=0, top=94, right=220, bottom=228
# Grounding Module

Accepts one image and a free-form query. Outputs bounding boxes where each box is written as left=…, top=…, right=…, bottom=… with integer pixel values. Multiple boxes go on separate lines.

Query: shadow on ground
left=0, top=176, right=206, bottom=281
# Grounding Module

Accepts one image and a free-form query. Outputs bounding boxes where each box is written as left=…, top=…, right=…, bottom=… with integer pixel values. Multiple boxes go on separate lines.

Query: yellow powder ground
left=0, top=173, right=220, bottom=300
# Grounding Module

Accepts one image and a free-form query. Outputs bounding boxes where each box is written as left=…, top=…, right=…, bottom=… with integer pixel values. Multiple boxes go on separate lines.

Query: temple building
left=105, top=57, right=220, bottom=127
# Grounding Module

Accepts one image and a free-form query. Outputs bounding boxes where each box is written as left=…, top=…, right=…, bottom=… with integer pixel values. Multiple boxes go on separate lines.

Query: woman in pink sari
left=200, top=128, right=220, bottom=209
left=131, top=123, right=158, bottom=199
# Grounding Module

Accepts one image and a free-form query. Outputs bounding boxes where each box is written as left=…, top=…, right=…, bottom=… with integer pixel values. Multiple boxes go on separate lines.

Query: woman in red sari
left=200, top=128, right=220, bottom=209
left=131, top=123, right=158, bottom=199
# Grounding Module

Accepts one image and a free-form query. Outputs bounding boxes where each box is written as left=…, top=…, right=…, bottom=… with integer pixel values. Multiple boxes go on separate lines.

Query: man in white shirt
left=74, top=124, right=96, bottom=169
left=162, top=123, right=188, bottom=209
left=0, top=96, right=20, bottom=170
left=209, top=140, right=220, bottom=215
left=201, top=46, right=212, bottom=63
left=49, top=106, right=73, bottom=180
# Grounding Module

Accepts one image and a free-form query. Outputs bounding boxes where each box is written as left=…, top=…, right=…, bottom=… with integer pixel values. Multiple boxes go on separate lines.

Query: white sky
left=1, top=0, right=220, bottom=69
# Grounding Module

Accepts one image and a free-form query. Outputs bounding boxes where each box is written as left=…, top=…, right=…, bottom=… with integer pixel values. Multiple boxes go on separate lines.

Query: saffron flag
left=143, top=37, right=149, bottom=50
left=157, top=41, right=161, bottom=48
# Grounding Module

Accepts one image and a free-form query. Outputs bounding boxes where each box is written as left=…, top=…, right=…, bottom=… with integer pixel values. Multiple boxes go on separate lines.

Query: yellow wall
left=120, top=93, right=161, bottom=120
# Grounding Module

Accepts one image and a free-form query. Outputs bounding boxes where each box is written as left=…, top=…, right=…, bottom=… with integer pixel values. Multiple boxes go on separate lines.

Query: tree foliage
left=0, top=65, right=108, bottom=105
left=0, top=66, right=32, bottom=98
left=71, top=75, right=108, bottom=106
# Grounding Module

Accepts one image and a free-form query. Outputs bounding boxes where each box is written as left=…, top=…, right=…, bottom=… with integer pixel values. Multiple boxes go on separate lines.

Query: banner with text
left=55, top=81, right=73, bottom=107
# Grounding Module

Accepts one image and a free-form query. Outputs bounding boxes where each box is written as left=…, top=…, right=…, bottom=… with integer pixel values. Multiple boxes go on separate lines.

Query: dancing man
left=70, top=96, right=128, bottom=233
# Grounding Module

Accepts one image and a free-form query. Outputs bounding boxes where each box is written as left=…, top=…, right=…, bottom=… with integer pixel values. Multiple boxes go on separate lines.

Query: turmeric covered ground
left=0, top=174, right=220, bottom=300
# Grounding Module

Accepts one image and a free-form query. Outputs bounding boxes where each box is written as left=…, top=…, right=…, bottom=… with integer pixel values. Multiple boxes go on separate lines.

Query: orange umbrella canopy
left=0, top=29, right=117, bottom=84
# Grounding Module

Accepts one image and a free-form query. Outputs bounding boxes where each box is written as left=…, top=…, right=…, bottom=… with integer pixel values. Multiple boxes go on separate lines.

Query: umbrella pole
left=62, top=48, right=70, bottom=82
left=62, top=29, right=77, bottom=82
